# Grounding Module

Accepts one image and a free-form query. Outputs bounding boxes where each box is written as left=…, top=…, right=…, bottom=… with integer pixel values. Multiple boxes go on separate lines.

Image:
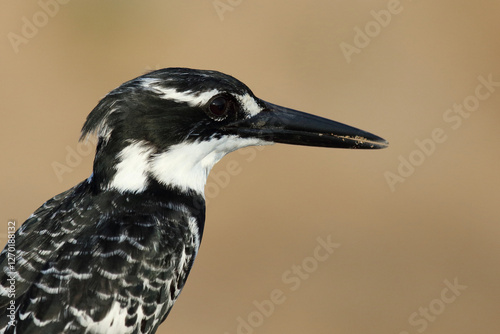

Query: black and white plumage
left=0, top=68, right=387, bottom=333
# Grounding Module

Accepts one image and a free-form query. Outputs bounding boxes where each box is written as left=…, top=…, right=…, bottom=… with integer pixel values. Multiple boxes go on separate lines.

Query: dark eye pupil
left=209, top=97, right=228, bottom=116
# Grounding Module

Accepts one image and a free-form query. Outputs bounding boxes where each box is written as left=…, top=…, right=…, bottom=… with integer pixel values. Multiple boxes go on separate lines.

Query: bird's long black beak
left=224, top=100, right=389, bottom=149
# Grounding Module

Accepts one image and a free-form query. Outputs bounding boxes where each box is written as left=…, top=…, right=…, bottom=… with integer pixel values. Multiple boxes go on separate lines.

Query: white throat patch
left=150, top=136, right=270, bottom=195
left=109, top=137, right=271, bottom=195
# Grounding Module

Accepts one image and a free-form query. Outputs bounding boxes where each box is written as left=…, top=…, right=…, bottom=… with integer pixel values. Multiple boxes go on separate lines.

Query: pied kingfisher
left=0, top=68, right=387, bottom=333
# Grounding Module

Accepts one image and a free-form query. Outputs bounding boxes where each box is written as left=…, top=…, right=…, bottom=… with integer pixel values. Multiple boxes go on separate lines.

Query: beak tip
left=373, top=138, right=389, bottom=149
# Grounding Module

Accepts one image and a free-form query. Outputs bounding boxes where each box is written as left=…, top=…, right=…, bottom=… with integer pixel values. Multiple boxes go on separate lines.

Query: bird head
left=81, top=68, right=388, bottom=195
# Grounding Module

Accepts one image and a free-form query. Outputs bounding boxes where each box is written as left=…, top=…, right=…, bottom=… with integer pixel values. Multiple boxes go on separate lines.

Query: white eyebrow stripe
left=157, top=88, right=220, bottom=107
left=139, top=78, right=262, bottom=116
left=140, top=79, right=220, bottom=107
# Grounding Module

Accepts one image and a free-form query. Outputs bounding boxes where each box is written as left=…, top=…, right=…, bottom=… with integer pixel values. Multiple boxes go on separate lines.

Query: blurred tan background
left=1, top=1, right=499, bottom=333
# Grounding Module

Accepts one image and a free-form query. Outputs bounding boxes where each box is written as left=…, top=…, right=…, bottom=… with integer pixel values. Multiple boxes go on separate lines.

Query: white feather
left=235, top=93, right=263, bottom=116
left=110, top=141, right=154, bottom=193
left=69, top=302, right=131, bottom=334
left=141, top=79, right=220, bottom=107
left=188, top=216, right=201, bottom=259
left=150, top=136, right=270, bottom=195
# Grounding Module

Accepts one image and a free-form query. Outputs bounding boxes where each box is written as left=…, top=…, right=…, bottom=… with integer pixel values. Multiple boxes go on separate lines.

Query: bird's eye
left=207, top=96, right=233, bottom=120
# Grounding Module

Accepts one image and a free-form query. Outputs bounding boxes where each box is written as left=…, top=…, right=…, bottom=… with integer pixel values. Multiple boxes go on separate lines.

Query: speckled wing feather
left=0, top=179, right=203, bottom=334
